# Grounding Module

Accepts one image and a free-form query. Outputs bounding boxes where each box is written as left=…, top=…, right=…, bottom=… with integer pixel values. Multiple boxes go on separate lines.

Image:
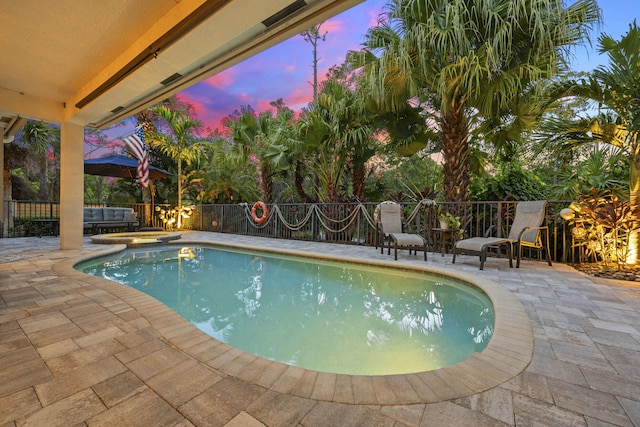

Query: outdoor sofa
left=83, top=207, right=139, bottom=234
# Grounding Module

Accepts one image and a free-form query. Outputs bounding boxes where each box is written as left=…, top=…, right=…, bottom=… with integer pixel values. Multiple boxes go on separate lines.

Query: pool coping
left=55, top=238, right=533, bottom=406
left=89, top=231, right=182, bottom=245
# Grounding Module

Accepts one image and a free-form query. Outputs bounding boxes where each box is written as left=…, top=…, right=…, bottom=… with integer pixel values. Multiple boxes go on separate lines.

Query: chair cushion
left=123, top=211, right=137, bottom=222
left=455, top=237, right=511, bottom=252
left=508, top=201, right=547, bottom=243
left=390, top=233, right=425, bottom=246
left=378, top=202, right=403, bottom=234
left=83, top=208, right=103, bottom=222
left=103, top=207, right=132, bottom=221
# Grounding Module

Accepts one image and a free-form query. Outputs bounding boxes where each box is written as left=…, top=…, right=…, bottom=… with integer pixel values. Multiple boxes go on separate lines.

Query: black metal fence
left=1, top=200, right=60, bottom=238
left=189, top=201, right=571, bottom=262
left=1, top=199, right=574, bottom=263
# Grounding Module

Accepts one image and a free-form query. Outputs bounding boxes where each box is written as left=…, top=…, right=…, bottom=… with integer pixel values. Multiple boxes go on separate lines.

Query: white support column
left=60, top=122, right=84, bottom=249
left=0, top=124, right=5, bottom=236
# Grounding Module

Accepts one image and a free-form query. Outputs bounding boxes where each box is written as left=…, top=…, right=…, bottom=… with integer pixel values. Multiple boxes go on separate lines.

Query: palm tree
left=348, top=0, right=600, bottom=202
left=133, top=96, right=191, bottom=137
left=131, top=97, right=194, bottom=222
left=202, top=136, right=260, bottom=203
left=294, top=72, right=378, bottom=202
left=17, top=120, right=60, bottom=200
left=224, top=105, right=270, bottom=202
left=224, top=102, right=295, bottom=203
left=148, top=105, right=205, bottom=228
left=539, top=22, right=640, bottom=262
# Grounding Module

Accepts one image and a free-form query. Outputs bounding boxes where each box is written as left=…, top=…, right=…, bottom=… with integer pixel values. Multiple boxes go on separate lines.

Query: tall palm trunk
left=352, top=161, right=365, bottom=198
left=257, top=161, right=273, bottom=204
left=3, top=149, right=11, bottom=200
left=37, top=156, right=49, bottom=200
left=441, top=101, right=470, bottom=202
left=294, top=161, right=316, bottom=203
left=627, top=157, right=640, bottom=264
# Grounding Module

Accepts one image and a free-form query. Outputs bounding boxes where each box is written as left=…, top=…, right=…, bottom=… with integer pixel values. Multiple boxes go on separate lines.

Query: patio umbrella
left=84, top=155, right=172, bottom=180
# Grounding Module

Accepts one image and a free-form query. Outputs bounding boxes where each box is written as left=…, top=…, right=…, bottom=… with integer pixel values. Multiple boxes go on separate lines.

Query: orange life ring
left=251, top=201, right=268, bottom=224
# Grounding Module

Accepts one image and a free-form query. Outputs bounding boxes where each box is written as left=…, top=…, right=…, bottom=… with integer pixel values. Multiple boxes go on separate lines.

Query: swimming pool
left=76, top=245, right=494, bottom=375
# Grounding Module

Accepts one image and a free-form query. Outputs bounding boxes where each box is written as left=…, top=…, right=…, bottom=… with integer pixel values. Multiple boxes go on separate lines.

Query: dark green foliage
left=540, top=147, right=629, bottom=201
left=471, top=163, right=545, bottom=201
left=364, top=153, right=441, bottom=202
left=10, top=217, right=58, bottom=237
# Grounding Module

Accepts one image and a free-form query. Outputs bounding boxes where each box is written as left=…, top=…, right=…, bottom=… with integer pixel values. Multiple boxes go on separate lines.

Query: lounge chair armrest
left=516, top=225, right=548, bottom=239
left=516, top=226, right=550, bottom=249
left=483, top=225, right=496, bottom=238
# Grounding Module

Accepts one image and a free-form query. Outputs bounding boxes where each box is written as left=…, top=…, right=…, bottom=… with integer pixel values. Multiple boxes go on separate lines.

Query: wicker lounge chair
left=452, top=200, right=552, bottom=270
left=376, top=201, right=427, bottom=261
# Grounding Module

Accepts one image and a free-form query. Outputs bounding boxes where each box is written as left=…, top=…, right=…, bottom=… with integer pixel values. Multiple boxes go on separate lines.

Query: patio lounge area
left=1, top=232, right=639, bottom=426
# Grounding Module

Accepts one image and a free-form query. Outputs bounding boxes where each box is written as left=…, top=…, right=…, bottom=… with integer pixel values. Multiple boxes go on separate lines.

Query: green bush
left=11, top=217, right=57, bottom=237
left=471, top=163, right=545, bottom=201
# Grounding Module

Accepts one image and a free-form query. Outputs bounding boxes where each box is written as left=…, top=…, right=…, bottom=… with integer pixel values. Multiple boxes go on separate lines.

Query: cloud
left=106, top=140, right=124, bottom=150
left=319, top=19, right=343, bottom=34
left=204, top=71, right=234, bottom=88
left=284, top=64, right=297, bottom=73
left=286, top=86, right=313, bottom=110
left=367, top=3, right=385, bottom=27
left=256, top=99, right=275, bottom=112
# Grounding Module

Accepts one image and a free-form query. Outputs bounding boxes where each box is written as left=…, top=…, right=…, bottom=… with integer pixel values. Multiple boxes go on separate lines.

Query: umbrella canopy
left=84, top=155, right=172, bottom=180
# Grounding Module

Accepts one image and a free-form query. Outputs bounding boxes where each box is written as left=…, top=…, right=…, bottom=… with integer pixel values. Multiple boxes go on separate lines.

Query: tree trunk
left=352, top=160, right=365, bottom=198
left=258, top=161, right=273, bottom=204
left=440, top=100, right=470, bottom=202
left=627, top=157, right=640, bottom=264
left=294, top=161, right=316, bottom=203
left=3, top=145, right=11, bottom=201
left=37, top=157, right=49, bottom=200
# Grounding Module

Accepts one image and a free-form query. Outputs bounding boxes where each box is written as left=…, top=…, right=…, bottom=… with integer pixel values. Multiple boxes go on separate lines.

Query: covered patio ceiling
left=0, top=0, right=363, bottom=138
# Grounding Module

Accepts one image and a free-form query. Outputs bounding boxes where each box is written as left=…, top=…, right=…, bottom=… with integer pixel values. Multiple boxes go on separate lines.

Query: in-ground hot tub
left=90, top=231, right=182, bottom=247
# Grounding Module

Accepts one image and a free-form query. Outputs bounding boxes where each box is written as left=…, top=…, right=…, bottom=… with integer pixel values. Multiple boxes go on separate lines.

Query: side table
left=33, top=218, right=60, bottom=237
left=431, top=228, right=457, bottom=256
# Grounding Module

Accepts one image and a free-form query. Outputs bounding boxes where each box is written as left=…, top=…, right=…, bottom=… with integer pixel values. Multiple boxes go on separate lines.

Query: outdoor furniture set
left=83, top=207, right=139, bottom=234
left=376, top=200, right=552, bottom=270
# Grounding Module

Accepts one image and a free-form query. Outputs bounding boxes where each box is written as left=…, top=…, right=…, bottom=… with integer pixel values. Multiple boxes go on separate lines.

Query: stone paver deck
left=1, top=232, right=639, bottom=426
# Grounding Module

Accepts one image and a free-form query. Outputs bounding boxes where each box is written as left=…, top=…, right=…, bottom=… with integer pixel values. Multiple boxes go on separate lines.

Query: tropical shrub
left=564, top=189, right=639, bottom=269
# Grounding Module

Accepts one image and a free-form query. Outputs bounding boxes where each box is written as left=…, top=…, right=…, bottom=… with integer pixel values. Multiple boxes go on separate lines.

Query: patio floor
left=1, top=232, right=639, bottom=426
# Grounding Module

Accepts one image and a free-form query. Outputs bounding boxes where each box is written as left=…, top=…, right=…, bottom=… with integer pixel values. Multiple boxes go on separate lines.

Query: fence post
left=273, top=204, right=278, bottom=239
left=561, top=222, right=568, bottom=264
left=496, top=201, right=503, bottom=238
left=311, top=205, right=316, bottom=241
left=244, top=205, right=248, bottom=235
left=355, top=205, right=361, bottom=244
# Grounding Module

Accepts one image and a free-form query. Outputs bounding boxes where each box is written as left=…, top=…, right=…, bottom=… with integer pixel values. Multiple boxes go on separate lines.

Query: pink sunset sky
left=93, top=0, right=640, bottom=156
left=172, top=0, right=386, bottom=133
left=93, top=0, right=386, bottom=154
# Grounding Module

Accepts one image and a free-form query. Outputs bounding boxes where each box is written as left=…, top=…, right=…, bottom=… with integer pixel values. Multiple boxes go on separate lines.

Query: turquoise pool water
left=76, top=246, right=494, bottom=375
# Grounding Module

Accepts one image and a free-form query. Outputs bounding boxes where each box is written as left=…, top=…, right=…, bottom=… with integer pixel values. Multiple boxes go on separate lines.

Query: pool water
left=76, top=246, right=494, bottom=375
